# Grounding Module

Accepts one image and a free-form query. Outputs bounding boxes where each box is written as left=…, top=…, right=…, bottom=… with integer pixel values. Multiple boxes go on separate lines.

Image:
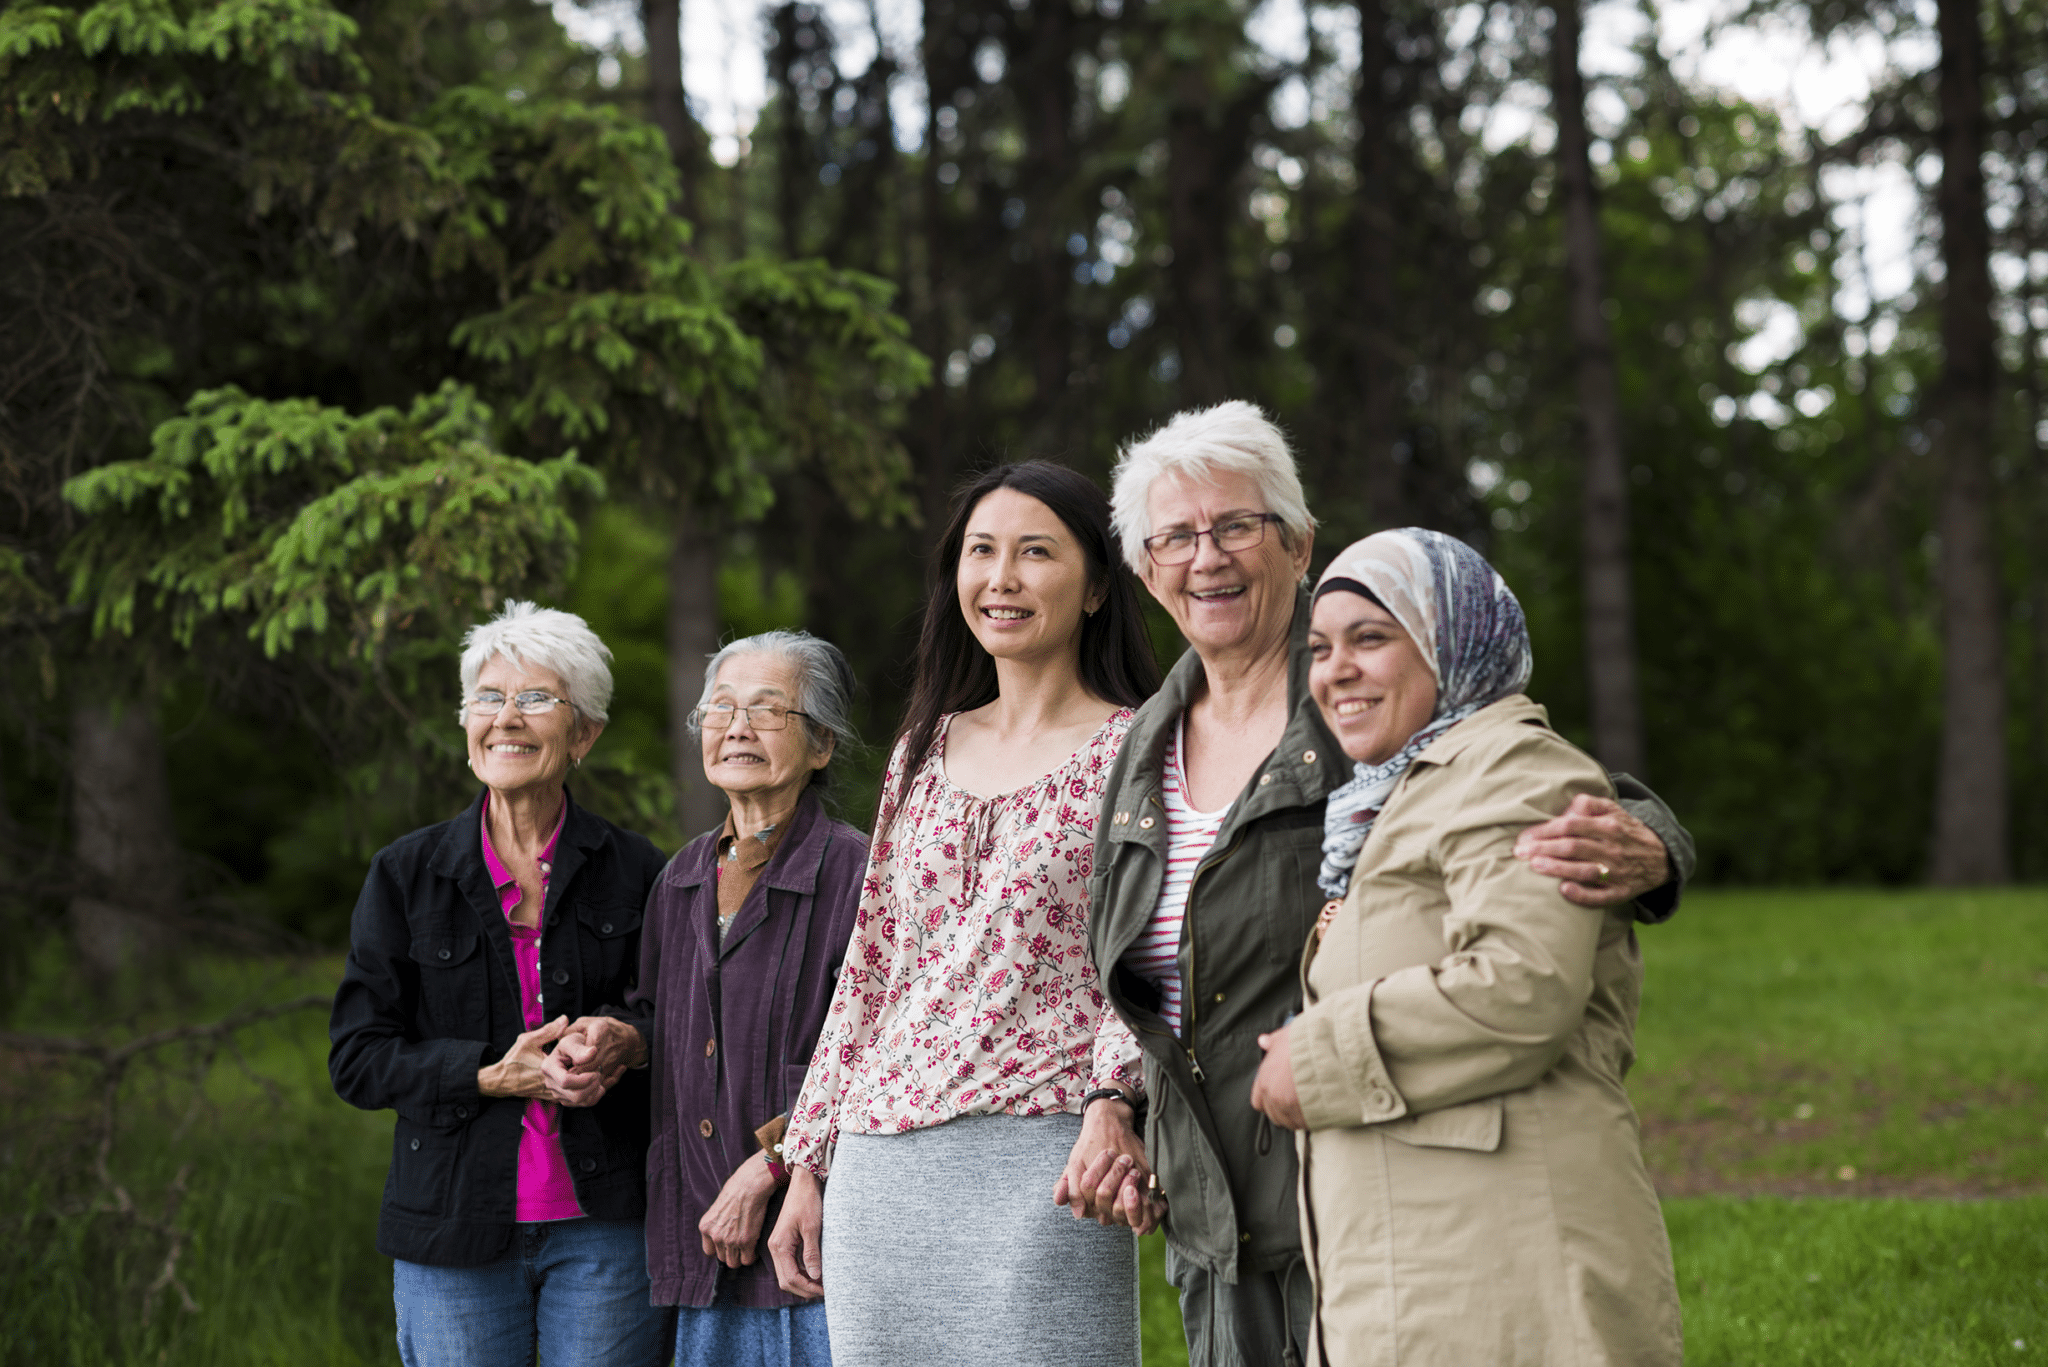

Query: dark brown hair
left=885, top=461, right=1162, bottom=828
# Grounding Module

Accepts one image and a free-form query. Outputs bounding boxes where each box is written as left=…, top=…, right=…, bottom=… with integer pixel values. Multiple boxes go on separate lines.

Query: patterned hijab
left=1314, top=528, right=1532, bottom=900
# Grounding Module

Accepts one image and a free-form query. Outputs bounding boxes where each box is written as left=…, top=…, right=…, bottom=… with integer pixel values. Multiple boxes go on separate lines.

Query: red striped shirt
left=1122, top=719, right=1229, bottom=1034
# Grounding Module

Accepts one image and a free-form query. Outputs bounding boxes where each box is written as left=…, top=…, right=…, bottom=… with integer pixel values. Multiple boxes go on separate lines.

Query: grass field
left=3, top=888, right=2044, bottom=1365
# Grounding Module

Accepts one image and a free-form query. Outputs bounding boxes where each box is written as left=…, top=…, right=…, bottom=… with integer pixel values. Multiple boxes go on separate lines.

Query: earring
left=573, top=756, right=583, bottom=769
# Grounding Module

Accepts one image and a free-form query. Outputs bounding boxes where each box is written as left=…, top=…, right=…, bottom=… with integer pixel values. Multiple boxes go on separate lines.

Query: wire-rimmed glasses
left=692, top=703, right=812, bottom=731
left=1141, top=513, right=1283, bottom=567
left=466, top=690, right=574, bottom=717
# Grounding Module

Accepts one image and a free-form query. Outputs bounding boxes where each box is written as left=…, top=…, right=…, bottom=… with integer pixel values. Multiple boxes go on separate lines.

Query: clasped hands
left=1051, top=1095, right=1166, bottom=1235
left=476, top=1014, right=646, bottom=1103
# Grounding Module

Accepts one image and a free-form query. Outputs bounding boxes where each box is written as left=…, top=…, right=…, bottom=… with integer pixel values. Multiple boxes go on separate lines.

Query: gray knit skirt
left=820, top=1112, right=1141, bottom=1367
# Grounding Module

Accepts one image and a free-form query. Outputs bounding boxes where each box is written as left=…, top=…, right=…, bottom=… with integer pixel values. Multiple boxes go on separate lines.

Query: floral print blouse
left=783, top=710, right=1143, bottom=1177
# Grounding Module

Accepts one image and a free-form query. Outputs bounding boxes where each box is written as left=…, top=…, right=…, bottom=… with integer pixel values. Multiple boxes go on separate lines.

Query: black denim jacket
left=328, top=788, right=667, bottom=1267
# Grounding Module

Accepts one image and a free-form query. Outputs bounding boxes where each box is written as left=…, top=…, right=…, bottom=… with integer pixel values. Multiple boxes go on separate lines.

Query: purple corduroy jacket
left=615, top=787, right=866, bottom=1309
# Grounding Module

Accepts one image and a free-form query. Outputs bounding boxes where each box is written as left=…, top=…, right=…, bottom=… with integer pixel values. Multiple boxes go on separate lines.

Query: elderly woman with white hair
left=329, top=600, right=674, bottom=1367
left=1080, top=403, right=1694, bottom=1367
left=544, top=630, right=869, bottom=1367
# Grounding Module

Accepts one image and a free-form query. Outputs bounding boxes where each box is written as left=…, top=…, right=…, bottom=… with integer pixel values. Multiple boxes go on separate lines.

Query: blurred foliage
left=4, top=0, right=2046, bottom=952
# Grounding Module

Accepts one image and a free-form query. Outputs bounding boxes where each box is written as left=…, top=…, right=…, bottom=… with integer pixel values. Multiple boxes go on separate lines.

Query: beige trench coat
left=1290, top=696, right=1682, bottom=1367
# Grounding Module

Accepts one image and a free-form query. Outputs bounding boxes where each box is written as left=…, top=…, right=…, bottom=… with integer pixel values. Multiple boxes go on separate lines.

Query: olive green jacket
left=1086, top=588, right=1694, bottom=1280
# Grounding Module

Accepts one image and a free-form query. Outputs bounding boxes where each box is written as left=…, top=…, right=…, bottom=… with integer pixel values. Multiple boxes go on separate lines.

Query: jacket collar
left=1407, top=693, right=1547, bottom=769
left=430, top=786, right=602, bottom=923
left=663, top=786, right=831, bottom=895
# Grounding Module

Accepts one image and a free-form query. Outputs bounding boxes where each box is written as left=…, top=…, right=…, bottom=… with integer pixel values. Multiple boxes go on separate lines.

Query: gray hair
left=1109, top=400, right=1317, bottom=574
left=693, top=630, right=859, bottom=778
left=457, top=600, right=615, bottom=724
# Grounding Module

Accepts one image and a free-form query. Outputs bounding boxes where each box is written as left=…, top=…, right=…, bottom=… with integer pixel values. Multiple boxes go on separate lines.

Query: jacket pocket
left=1375, top=1095, right=1504, bottom=1152
left=408, top=933, right=484, bottom=1036
left=575, top=899, right=643, bottom=997
left=388, top=1115, right=467, bottom=1219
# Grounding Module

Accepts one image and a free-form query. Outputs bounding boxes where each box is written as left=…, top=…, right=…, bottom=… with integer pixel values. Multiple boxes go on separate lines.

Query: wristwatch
left=1080, top=1087, right=1148, bottom=1131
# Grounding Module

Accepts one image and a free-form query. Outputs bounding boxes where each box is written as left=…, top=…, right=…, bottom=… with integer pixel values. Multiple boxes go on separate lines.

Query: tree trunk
left=667, top=507, right=727, bottom=843
left=1928, top=0, right=2008, bottom=883
left=1019, top=0, right=1078, bottom=445
left=69, top=699, right=182, bottom=978
left=1167, top=65, right=1234, bottom=406
left=1354, top=0, right=1404, bottom=528
left=642, top=0, right=701, bottom=227
left=1548, top=0, right=1645, bottom=779
left=915, top=0, right=964, bottom=541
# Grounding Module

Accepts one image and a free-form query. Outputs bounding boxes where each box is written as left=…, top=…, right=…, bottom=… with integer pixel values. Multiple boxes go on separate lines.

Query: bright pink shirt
left=480, top=797, right=583, bottom=1223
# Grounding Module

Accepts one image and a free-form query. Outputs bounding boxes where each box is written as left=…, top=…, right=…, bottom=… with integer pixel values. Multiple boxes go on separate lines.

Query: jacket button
left=699, top=1119, right=715, bottom=1138
left=454, top=1105, right=469, bottom=1119
left=705, top=1038, right=717, bottom=1057
left=1259, top=773, right=1273, bottom=785
left=437, top=948, right=451, bottom=961
left=410, top=1138, right=420, bottom=1151
left=600, top=921, right=614, bottom=933
left=1213, top=993, right=1225, bottom=1003
left=580, top=1157, right=597, bottom=1173
left=1368, top=1087, right=1393, bottom=1113
left=552, top=968, right=569, bottom=985
left=1139, top=816, right=1155, bottom=830
left=1303, top=749, right=1316, bottom=764
left=1240, top=1232, right=1252, bottom=1244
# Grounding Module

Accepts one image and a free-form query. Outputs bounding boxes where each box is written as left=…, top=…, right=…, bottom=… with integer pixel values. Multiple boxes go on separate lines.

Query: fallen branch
left=3, top=993, right=330, bottom=1321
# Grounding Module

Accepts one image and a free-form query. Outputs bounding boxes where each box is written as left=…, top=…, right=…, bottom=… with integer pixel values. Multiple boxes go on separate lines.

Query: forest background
left=3, top=0, right=2046, bottom=1360
left=3, top=0, right=2045, bottom=972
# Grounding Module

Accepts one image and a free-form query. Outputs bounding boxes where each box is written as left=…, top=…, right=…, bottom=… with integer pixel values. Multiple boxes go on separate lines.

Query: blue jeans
left=394, top=1218, right=674, bottom=1367
left=674, top=1299, right=831, bottom=1367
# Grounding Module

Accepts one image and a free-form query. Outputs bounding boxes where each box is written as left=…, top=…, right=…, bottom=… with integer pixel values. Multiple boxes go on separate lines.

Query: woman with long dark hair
left=765, top=462, right=1162, bottom=1367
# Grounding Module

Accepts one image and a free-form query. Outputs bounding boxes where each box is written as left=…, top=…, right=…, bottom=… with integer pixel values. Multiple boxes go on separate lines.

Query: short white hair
left=457, top=600, right=615, bottom=724
left=1109, top=400, right=1316, bottom=573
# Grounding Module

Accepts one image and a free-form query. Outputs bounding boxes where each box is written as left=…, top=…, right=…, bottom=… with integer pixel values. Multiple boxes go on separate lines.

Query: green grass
left=1632, top=888, right=2048, bottom=1193
left=4, top=889, right=2044, bottom=1364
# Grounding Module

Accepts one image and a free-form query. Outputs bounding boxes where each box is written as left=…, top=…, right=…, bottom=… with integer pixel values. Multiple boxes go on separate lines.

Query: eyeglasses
left=692, top=703, right=812, bottom=731
left=466, top=690, right=574, bottom=717
left=1142, top=513, right=1283, bottom=567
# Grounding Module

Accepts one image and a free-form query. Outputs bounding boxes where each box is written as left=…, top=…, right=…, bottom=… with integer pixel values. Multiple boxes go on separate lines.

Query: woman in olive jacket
left=329, top=602, right=672, bottom=1367
left=1083, top=404, right=1692, bottom=1367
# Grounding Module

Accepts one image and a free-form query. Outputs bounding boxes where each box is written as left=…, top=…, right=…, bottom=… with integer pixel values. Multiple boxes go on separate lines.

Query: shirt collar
left=480, top=792, right=568, bottom=890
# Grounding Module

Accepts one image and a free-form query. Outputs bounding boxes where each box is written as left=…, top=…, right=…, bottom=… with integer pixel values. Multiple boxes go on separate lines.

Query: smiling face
left=699, top=652, right=831, bottom=808
left=1139, top=468, right=1312, bottom=662
left=955, top=487, right=1106, bottom=666
left=1308, top=590, right=1439, bottom=765
left=464, top=655, right=603, bottom=797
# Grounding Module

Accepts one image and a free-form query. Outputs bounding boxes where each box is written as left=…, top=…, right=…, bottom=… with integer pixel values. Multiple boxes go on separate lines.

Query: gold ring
left=1596, top=863, right=1611, bottom=885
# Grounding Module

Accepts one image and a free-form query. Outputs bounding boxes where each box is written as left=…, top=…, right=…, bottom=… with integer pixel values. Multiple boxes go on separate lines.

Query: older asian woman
left=1248, top=530, right=1683, bottom=1365
left=328, top=601, right=673, bottom=1367
left=1082, top=403, right=1692, bottom=1367
left=544, top=630, right=867, bottom=1367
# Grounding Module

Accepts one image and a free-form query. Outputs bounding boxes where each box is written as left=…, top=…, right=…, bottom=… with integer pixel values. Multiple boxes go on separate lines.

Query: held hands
left=768, top=1166, right=826, bottom=1299
left=541, top=1015, right=647, bottom=1107
left=1249, top=1025, right=1306, bottom=1131
left=700, top=1153, right=781, bottom=1269
left=1513, top=794, right=1671, bottom=908
left=1052, top=1095, right=1165, bottom=1235
left=478, top=1017, right=570, bottom=1099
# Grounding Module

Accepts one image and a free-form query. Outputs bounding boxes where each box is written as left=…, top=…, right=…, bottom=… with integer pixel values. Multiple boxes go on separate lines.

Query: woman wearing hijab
left=1249, top=529, right=1683, bottom=1367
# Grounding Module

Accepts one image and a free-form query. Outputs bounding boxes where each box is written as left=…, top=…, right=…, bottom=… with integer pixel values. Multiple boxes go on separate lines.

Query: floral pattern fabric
left=782, top=711, right=1142, bottom=1177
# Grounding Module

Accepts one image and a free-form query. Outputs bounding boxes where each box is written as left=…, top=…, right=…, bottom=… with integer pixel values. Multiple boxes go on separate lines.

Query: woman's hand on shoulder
left=768, top=1167, right=826, bottom=1299
left=1513, top=794, right=1670, bottom=907
left=478, top=1017, right=570, bottom=1098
